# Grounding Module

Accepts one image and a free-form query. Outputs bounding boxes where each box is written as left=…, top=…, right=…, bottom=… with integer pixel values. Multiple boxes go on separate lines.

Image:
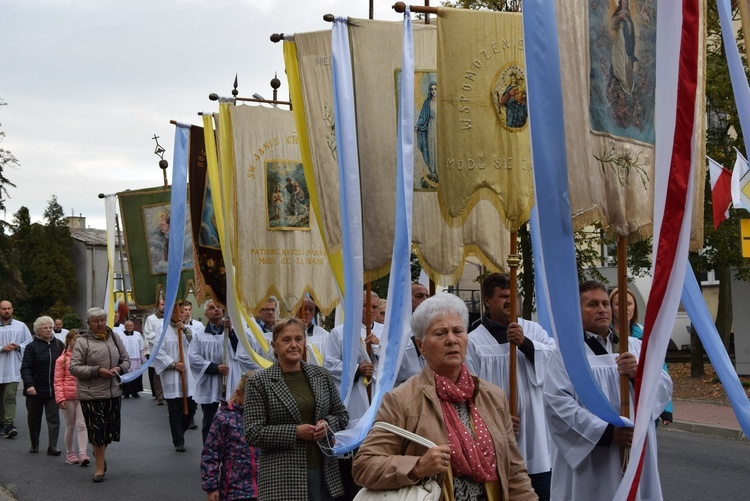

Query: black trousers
left=165, top=397, right=196, bottom=447
left=26, top=396, right=59, bottom=449
left=529, top=470, right=551, bottom=501
left=201, top=402, right=219, bottom=444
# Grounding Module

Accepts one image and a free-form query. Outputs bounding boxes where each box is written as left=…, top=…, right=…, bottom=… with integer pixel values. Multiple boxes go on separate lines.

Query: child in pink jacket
left=54, top=330, right=90, bottom=465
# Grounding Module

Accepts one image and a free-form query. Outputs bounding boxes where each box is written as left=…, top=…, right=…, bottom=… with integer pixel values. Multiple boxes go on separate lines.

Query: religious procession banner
left=284, top=34, right=345, bottom=296
left=288, top=30, right=343, bottom=263
left=228, top=104, right=338, bottom=316
left=187, top=124, right=227, bottom=306
left=118, top=186, right=195, bottom=308
left=555, top=0, right=706, bottom=247
left=436, top=8, right=534, bottom=231
left=347, top=18, right=510, bottom=284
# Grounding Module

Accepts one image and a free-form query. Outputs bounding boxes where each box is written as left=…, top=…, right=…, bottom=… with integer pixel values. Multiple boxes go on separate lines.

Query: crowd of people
left=0, top=274, right=674, bottom=500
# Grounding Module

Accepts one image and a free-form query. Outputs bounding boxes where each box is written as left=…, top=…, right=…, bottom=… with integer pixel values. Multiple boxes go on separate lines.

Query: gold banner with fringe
left=436, top=8, right=533, bottom=231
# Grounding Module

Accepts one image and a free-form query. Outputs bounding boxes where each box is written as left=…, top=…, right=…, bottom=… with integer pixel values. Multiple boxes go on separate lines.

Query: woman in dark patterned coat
left=244, top=318, right=348, bottom=501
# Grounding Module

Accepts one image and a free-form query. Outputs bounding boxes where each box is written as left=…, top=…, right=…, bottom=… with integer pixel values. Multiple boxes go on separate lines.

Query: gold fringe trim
left=436, top=186, right=535, bottom=233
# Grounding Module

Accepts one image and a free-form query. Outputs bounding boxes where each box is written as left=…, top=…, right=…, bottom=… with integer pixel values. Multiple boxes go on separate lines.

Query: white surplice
left=543, top=336, right=672, bottom=501
left=152, top=324, right=195, bottom=399
left=466, top=318, right=556, bottom=475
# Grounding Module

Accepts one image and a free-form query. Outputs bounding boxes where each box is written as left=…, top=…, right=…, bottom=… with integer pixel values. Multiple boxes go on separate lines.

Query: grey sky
left=1, top=0, right=401, bottom=228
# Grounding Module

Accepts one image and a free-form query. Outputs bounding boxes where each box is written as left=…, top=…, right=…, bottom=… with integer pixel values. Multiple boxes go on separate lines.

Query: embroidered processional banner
left=554, top=0, right=706, bottom=246
left=187, top=125, right=227, bottom=306
left=118, top=186, right=195, bottom=308
left=436, top=8, right=534, bottom=231
left=228, top=105, right=338, bottom=316
left=348, top=18, right=511, bottom=284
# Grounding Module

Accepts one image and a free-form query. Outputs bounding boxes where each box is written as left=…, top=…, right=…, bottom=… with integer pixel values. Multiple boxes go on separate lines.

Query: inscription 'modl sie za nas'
left=446, top=156, right=530, bottom=171
left=457, top=36, right=523, bottom=131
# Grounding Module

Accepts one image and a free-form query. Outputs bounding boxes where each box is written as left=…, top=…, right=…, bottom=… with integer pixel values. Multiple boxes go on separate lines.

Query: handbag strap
left=372, top=421, right=437, bottom=449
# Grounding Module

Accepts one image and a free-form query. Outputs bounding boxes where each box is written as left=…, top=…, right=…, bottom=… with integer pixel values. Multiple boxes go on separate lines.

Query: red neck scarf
left=434, top=365, right=498, bottom=483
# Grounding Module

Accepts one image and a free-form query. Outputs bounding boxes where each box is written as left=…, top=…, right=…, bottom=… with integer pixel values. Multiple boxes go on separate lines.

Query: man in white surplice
left=152, top=302, right=197, bottom=452
left=543, top=281, right=672, bottom=501
left=393, top=283, right=428, bottom=387
left=301, top=297, right=329, bottom=367
left=323, top=290, right=381, bottom=425
left=188, top=299, right=229, bottom=444
left=465, top=273, right=556, bottom=500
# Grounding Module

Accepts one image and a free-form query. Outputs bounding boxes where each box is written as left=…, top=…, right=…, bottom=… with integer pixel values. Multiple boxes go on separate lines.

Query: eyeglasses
left=260, top=308, right=276, bottom=313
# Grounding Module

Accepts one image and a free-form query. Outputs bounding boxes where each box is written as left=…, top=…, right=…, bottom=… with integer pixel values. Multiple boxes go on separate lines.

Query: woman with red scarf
left=353, top=293, right=537, bottom=501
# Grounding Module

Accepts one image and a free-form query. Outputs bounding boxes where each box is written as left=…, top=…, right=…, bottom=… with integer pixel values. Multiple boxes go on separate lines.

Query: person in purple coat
left=201, top=371, right=259, bottom=501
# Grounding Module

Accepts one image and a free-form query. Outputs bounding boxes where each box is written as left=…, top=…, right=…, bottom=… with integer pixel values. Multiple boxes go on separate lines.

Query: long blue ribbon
left=332, top=9, right=415, bottom=454
left=331, top=17, right=364, bottom=406
left=121, top=123, right=190, bottom=384
left=524, top=0, right=627, bottom=426
left=682, top=265, right=750, bottom=437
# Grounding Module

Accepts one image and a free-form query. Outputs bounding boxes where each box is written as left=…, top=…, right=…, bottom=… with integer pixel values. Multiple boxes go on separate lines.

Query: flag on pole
left=732, top=148, right=750, bottom=209
left=708, top=157, right=732, bottom=229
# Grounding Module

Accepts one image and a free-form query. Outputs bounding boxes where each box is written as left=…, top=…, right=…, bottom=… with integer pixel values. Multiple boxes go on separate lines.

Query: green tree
left=12, top=197, right=78, bottom=321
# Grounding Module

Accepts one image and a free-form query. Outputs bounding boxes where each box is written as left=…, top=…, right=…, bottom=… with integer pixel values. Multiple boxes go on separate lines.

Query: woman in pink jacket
left=54, top=330, right=90, bottom=466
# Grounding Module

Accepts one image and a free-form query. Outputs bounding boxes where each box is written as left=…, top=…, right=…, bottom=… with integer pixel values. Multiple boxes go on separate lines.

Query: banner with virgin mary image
left=228, top=104, right=338, bottom=316
left=118, top=186, right=195, bottom=308
left=555, top=0, right=706, bottom=244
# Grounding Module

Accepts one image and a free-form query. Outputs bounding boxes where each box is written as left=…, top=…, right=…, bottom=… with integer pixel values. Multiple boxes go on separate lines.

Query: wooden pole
left=617, top=235, right=630, bottom=468
left=177, top=327, right=189, bottom=414
left=365, top=282, right=373, bottom=402
left=393, top=2, right=437, bottom=15
left=507, top=231, right=520, bottom=416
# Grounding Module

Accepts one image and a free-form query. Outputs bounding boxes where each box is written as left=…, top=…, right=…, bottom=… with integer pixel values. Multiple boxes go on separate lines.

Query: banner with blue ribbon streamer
left=332, top=9, right=415, bottom=454
left=523, top=0, right=629, bottom=427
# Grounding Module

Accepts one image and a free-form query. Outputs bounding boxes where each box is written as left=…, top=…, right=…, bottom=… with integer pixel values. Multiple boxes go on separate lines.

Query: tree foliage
left=12, top=197, right=78, bottom=322
left=0, top=100, right=25, bottom=301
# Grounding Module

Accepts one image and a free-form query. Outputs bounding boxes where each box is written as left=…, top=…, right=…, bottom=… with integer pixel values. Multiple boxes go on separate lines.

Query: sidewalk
left=670, top=398, right=747, bottom=440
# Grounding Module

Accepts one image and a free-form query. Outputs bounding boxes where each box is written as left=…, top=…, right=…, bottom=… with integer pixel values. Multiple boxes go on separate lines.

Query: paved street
left=2, top=388, right=750, bottom=500
left=658, top=426, right=750, bottom=500
left=0, top=389, right=206, bottom=501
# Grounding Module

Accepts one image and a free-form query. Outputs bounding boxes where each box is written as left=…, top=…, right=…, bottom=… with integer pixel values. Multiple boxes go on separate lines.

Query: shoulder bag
left=353, top=421, right=441, bottom=501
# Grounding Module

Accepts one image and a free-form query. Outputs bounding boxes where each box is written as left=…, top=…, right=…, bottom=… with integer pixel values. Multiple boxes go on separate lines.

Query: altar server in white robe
left=543, top=281, right=672, bottom=501
left=466, top=273, right=556, bottom=500
left=393, top=283, right=429, bottom=386
left=301, top=297, right=329, bottom=367
left=152, top=302, right=197, bottom=452
left=188, top=299, right=230, bottom=443
left=323, top=290, right=382, bottom=425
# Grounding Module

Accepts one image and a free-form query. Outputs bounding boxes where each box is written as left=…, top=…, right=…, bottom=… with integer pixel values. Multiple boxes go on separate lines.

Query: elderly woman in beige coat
left=353, top=293, right=537, bottom=501
left=70, top=307, right=130, bottom=483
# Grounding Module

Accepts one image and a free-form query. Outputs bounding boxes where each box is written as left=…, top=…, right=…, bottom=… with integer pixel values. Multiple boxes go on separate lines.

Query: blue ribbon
left=682, top=265, right=750, bottom=437
left=331, top=17, right=364, bottom=406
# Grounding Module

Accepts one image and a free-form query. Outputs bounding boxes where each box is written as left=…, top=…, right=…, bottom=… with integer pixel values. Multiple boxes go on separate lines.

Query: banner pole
left=617, top=235, right=630, bottom=470
left=177, top=327, right=189, bottom=415
left=507, top=231, right=519, bottom=416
